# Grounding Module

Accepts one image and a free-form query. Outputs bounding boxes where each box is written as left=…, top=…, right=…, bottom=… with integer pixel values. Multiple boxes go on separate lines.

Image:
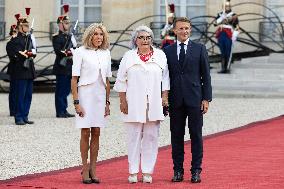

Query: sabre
left=223, top=0, right=226, bottom=14
left=30, top=18, right=34, bottom=33
left=73, top=19, right=78, bottom=33
left=164, top=0, right=169, bottom=22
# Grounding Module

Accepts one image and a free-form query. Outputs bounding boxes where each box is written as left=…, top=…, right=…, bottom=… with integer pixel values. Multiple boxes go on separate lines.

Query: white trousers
left=125, top=121, right=160, bottom=174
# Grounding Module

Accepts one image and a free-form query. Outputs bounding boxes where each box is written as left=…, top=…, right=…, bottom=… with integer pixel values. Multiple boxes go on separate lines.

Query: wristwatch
left=73, top=100, right=79, bottom=105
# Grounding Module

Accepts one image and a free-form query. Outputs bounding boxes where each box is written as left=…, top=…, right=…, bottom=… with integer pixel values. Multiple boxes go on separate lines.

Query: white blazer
left=114, top=47, right=170, bottom=123
left=72, top=46, right=112, bottom=86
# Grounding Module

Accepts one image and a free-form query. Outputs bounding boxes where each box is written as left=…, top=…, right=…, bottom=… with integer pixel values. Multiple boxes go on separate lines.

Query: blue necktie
left=179, top=43, right=185, bottom=67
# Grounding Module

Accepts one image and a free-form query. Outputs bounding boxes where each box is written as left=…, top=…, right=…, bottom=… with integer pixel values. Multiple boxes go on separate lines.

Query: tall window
left=260, top=0, right=284, bottom=41
left=154, top=0, right=206, bottom=40
left=0, top=0, right=4, bottom=40
left=158, top=0, right=206, bottom=22
left=0, top=0, right=4, bottom=22
left=265, top=0, right=284, bottom=21
left=61, top=0, right=101, bottom=22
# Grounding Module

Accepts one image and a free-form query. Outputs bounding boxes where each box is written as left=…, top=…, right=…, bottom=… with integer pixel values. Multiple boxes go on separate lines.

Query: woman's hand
left=162, top=91, right=168, bottom=107
left=162, top=97, right=168, bottom=107
left=75, top=104, right=85, bottom=117
left=120, top=100, right=128, bottom=114
left=104, top=104, right=110, bottom=117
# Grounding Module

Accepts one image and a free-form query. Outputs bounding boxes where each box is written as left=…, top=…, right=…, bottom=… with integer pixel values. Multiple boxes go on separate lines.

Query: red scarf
left=138, top=51, right=154, bottom=62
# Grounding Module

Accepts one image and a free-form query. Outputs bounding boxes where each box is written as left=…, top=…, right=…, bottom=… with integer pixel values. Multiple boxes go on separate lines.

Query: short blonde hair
left=82, top=23, right=109, bottom=50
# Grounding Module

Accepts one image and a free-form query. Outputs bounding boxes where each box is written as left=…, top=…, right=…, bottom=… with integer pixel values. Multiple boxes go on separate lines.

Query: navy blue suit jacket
left=164, top=40, right=212, bottom=108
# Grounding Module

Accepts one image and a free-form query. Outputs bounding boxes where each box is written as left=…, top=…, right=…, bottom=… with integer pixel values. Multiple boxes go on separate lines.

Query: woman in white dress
left=71, top=23, right=112, bottom=184
left=114, top=26, right=170, bottom=184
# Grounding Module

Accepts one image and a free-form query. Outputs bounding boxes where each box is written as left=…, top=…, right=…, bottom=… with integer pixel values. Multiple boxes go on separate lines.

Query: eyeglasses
left=137, top=36, right=152, bottom=40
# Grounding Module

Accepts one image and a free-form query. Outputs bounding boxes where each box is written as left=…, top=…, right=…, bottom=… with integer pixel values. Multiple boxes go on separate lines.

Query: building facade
left=0, top=0, right=284, bottom=58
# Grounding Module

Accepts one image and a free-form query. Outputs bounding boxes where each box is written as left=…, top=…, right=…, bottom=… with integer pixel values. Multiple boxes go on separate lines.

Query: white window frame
left=265, top=0, right=284, bottom=21
left=58, top=0, right=101, bottom=22
left=0, top=0, right=5, bottom=22
left=156, top=0, right=206, bottom=22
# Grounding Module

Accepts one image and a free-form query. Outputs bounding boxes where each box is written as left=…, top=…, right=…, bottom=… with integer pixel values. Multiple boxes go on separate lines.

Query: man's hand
left=201, top=100, right=209, bottom=114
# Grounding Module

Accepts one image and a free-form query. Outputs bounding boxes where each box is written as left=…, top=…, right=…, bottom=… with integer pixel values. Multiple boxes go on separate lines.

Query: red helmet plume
left=63, top=4, right=69, bottom=14
left=25, top=7, right=31, bottom=16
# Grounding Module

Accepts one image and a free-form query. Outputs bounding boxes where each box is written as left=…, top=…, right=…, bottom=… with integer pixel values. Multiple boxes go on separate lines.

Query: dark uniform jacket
left=6, top=37, right=16, bottom=76
left=9, top=32, right=36, bottom=80
left=52, top=31, right=74, bottom=76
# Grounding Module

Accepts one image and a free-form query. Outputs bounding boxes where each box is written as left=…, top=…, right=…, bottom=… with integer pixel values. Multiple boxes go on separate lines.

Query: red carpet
left=1, top=115, right=284, bottom=189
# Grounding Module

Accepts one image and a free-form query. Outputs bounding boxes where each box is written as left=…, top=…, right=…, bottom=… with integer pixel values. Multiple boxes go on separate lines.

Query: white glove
left=71, top=34, right=77, bottom=48
left=31, top=49, right=37, bottom=55
left=232, top=30, right=240, bottom=42
left=217, top=13, right=226, bottom=24
left=30, top=34, right=37, bottom=49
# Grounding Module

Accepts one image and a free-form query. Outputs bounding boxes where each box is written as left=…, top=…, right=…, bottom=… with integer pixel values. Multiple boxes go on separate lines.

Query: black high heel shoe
left=81, top=171, right=92, bottom=184
left=89, top=171, right=100, bottom=184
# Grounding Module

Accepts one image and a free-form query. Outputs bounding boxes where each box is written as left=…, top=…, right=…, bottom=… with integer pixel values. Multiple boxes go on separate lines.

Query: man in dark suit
left=52, top=4, right=76, bottom=118
left=164, top=17, right=212, bottom=183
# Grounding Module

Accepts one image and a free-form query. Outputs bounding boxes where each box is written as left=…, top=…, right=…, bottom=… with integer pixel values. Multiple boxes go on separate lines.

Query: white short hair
left=130, top=25, right=154, bottom=49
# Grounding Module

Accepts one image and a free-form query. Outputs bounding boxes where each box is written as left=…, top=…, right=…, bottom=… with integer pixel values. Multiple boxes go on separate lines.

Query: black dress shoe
left=65, top=112, right=75, bottom=117
left=16, top=121, right=26, bottom=125
left=24, top=120, right=34, bottom=124
left=56, top=114, right=68, bottom=118
left=171, top=171, right=184, bottom=182
left=191, top=171, right=201, bottom=183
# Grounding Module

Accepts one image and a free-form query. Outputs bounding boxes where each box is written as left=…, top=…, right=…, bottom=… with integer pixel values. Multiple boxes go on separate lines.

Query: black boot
left=224, top=58, right=230, bottom=74
left=218, top=58, right=226, bottom=73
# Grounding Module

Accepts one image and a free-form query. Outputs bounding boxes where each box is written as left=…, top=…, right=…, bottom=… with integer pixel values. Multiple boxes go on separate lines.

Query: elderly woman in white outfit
left=114, top=26, right=170, bottom=184
left=71, top=23, right=112, bottom=184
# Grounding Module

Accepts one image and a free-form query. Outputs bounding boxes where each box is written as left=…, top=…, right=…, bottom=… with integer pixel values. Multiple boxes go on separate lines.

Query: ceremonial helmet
left=15, top=8, right=31, bottom=26
left=225, top=0, right=231, bottom=7
left=9, top=24, right=17, bottom=36
left=168, top=4, right=175, bottom=18
left=57, top=4, right=70, bottom=24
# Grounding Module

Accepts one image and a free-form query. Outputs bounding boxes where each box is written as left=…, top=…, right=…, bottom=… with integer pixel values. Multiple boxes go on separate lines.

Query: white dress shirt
left=177, top=38, right=189, bottom=60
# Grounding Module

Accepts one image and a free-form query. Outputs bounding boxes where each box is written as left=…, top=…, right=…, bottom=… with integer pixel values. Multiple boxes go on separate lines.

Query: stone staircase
left=211, top=53, right=284, bottom=98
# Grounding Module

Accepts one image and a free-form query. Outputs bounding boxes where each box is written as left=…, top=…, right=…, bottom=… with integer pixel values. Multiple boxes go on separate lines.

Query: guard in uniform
left=215, top=0, right=239, bottom=73
left=161, top=4, right=176, bottom=49
left=6, top=24, right=18, bottom=116
left=52, top=4, right=77, bottom=118
left=10, top=8, right=37, bottom=125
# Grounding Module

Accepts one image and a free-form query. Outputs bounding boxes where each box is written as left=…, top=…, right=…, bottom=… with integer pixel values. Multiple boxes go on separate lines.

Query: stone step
left=212, top=80, right=284, bottom=93
left=212, top=74, right=284, bottom=81
left=234, top=63, right=284, bottom=69
left=241, top=55, right=284, bottom=64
